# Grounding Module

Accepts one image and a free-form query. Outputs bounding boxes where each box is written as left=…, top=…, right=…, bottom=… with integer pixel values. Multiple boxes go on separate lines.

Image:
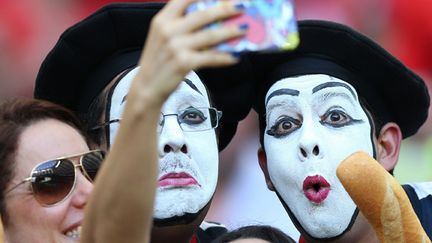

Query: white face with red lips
left=108, top=69, right=219, bottom=220
left=263, top=74, right=374, bottom=238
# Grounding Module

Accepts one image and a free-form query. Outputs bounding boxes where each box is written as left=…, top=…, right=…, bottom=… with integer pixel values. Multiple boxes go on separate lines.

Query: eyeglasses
left=91, top=107, right=222, bottom=133
left=6, top=150, right=105, bottom=206
left=158, top=107, right=222, bottom=133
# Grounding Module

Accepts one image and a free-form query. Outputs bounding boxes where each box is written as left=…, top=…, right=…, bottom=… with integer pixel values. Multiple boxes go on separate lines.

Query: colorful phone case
left=187, top=0, right=300, bottom=53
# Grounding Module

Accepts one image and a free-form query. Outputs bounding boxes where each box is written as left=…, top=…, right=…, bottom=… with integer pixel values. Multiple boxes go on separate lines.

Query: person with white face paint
left=105, top=67, right=220, bottom=225
left=263, top=74, right=373, bottom=238
left=248, top=20, right=432, bottom=242
left=34, top=1, right=254, bottom=243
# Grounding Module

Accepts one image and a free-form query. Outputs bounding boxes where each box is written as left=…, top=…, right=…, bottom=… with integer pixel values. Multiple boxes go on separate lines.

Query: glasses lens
left=208, top=108, right=220, bottom=128
left=81, top=151, right=105, bottom=181
left=179, top=107, right=210, bottom=131
left=31, top=159, right=75, bottom=206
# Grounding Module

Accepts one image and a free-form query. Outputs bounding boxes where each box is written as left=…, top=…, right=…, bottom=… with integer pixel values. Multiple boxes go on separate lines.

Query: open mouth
left=158, top=172, right=200, bottom=187
left=303, top=175, right=330, bottom=204
left=64, top=225, right=81, bottom=239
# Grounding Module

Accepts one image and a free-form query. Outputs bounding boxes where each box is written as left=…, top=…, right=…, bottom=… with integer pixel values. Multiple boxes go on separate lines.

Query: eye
left=179, top=108, right=207, bottom=125
left=321, top=109, right=352, bottom=127
left=267, top=116, right=301, bottom=137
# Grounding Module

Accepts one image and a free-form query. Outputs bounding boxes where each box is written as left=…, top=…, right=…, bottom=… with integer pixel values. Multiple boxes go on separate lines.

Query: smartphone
left=187, top=0, right=300, bottom=53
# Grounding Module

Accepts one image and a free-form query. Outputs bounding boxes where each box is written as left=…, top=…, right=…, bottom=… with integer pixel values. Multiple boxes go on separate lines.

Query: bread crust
left=336, top=151, right=431, bottom=243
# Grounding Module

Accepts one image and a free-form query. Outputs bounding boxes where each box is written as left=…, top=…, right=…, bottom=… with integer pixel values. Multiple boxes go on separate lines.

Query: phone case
left=187, top=0, right=300, bottom=53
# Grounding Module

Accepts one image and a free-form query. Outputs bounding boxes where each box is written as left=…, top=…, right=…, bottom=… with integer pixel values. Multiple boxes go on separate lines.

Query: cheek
left=7, top=198, right=65, bottom=228
left=186, top=131, right=219, bottom=175
left=324, top=124, right=374, bottom=158
left=264, top=137, right=299, bottom=184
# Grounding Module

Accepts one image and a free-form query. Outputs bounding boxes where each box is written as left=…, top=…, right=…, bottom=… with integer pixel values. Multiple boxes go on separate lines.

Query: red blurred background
left=1, top=0, right=431, bottom=240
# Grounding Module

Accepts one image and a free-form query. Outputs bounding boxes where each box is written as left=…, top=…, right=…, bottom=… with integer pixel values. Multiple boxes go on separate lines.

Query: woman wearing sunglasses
left=0, top=98, right=105, bottom=242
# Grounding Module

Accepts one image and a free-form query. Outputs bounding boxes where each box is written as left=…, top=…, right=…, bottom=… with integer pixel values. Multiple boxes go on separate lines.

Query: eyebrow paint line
left=266, top=88, right=300, bottom=106
left=312, top=82, right=357, bottom=100
left=184, top=78, right=203, bottom=96
left=121, top=78, right=204, bottom=105
left=121, top=95, right=128, bottom=104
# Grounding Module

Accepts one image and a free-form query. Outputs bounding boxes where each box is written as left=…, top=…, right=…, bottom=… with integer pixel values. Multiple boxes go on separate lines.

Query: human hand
left=132, top=0, right=247, bottom=105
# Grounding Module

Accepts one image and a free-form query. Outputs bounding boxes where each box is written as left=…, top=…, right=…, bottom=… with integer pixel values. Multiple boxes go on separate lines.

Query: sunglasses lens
left=81, top=151, right=105, bottom=181
left=31, top=160, right=75, bottom=206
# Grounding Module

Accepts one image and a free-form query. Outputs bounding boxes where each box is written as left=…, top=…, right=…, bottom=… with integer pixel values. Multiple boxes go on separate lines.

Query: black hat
left=250, top=20, right=430, bottom=140
left=34, top=2, right=255, bottom=150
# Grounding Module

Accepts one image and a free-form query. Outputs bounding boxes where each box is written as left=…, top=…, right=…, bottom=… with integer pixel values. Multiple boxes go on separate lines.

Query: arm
left=81, top=1, right=245, bottom=242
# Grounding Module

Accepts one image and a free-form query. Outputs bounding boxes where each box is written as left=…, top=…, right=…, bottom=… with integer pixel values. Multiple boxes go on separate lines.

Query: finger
left=174, top=24, right=248, bottom=50
left=157, top=0, right=199, bottom=19
left=173, top=2, right=245, bottom=35
left=181, top=50, right=239, bottom=70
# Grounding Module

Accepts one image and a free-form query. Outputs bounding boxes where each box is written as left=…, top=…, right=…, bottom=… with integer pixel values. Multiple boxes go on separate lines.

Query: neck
left=302, top=212, right=379, bottom=243
left=151, top=223, right=198, bottom=243
left=150, top=204, right=209, bottom=243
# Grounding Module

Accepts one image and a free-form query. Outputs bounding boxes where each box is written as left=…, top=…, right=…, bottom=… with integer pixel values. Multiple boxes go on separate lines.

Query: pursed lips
left=158, top=172, right=200, bottom=187
left=303, top=175, right=331, bottom=204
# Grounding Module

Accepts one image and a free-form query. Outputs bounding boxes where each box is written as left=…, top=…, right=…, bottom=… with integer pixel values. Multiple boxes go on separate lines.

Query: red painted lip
left=158, top=172, right=200, bottom=187
left=303, top=175, right=331, bottom=204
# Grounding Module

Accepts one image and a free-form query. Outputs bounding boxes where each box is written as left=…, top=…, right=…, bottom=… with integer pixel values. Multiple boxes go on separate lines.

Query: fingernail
left=239, top=23, right=249, bottom=30
left=234, top=2, right=245, bottom=10
left=231, top=52, right=241, bottom=58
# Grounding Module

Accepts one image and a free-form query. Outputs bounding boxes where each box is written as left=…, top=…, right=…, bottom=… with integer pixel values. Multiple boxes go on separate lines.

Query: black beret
left=34, top=2, right=255, bottom=151
left=250, top=19, right=430, bottom=139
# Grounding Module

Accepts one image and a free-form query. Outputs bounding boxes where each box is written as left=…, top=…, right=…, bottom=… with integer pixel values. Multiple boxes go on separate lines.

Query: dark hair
left=0, top=98, right=88, bottom=224
left=86, top=86, right=110, bottom=146
left=213, top=225, right=296, bottom=243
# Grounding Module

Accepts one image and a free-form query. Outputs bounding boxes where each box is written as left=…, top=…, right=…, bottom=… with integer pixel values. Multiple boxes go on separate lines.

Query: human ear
left=258, top=147, right=275, bottom=191
left=376, top=122, right=402, bottom=172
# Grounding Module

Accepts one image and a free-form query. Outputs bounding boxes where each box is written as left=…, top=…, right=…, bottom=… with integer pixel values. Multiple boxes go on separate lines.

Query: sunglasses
left=6, top=150, right=105, bottom=206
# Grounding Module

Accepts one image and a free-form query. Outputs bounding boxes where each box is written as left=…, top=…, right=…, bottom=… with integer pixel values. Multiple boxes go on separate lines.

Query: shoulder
left=403, top=182, right=432, bottom=239
left=404, top=182, right=432, bottom=199
left=196, top=221, right=227, bottom=243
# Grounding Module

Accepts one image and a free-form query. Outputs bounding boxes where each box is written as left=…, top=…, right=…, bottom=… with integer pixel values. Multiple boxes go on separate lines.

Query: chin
left=153, top=199, right=211, bottom=227
left=153, top=211, right=201, bottom=227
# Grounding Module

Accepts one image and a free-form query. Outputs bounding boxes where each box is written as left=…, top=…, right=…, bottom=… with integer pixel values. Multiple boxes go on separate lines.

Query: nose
left=158, top=116, right=188, bottom=155
left=70, top=172, right=93, bottom=209
left=299, top=144, right=320, bottom=160
left=297, top=121, right=323, bottom=161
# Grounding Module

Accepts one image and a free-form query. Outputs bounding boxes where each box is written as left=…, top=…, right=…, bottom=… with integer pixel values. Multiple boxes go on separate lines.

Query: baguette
left=336, top=151, right=430, bottom=243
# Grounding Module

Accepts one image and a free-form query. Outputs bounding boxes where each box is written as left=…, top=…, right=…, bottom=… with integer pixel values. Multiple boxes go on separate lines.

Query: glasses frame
left=6, top=149, right=105, bottom=207
left=158, top=107, right=222, bottom=133
left=90, top=107, right=223, bottom=133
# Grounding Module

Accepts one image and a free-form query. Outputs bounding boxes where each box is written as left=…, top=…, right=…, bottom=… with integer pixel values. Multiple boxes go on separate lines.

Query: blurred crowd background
left=1, top=0, right=431, bottom=241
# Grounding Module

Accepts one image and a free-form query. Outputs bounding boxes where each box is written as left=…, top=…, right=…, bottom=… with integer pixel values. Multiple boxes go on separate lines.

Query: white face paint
left=108, top=69, right=219, bottom=220
left=108, top=67, right=139, bottom=146
left=264, top=74, right=374, bottom=238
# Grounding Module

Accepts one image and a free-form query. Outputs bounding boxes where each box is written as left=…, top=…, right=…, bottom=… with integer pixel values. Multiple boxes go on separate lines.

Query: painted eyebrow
left=312, top=82, right=357, bottom=100
left=266, top=88, right=299, bottom=106
left=184, top=78, right=203, bottom=96
left=121, top=78, right=203, bottom=105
